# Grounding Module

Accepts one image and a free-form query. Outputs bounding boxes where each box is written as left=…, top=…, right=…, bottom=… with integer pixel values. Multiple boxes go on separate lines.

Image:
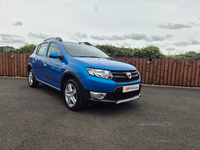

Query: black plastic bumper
left=83, top=84, right=141, bottom=104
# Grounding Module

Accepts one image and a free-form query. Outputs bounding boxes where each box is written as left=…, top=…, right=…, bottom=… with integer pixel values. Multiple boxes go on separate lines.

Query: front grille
left=111, top=70, right=139, bottom=83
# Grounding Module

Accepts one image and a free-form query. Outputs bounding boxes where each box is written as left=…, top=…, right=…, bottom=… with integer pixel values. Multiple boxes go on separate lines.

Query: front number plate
left=122, top=84, right=139, bottom=93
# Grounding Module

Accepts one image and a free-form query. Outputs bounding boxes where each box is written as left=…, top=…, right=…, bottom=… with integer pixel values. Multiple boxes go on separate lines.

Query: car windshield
left=62, top=42, right=109, bottom=58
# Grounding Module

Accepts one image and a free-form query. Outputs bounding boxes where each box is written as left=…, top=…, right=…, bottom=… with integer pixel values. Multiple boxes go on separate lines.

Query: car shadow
left=80, top=101, right=140, bottom=115
left=37, top=83, right=141, bottom=115
left=37, top=83, right=64, bottom=101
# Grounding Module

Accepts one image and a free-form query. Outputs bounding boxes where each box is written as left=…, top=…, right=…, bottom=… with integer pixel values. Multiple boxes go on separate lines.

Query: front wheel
left=28, top=69, right=39, bottom=88
left=64, top=79, right=86, bottom=111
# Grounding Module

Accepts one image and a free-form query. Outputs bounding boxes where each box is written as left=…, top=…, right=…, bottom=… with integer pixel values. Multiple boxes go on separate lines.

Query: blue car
left=28, top=37, right=141, bottom=110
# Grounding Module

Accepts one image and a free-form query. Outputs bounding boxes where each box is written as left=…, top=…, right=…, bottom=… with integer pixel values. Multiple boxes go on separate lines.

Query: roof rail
left=84, top=42, right=92, bottom=46
left=79, top=42, right=92, bottom=46
left=43, top=37, right=63, bottom=42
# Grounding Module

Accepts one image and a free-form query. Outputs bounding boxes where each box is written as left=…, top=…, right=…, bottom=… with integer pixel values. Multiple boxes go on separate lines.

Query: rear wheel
left=28, top=69, right=39, bottom=88
left=64, top=79, right=86, bottom=111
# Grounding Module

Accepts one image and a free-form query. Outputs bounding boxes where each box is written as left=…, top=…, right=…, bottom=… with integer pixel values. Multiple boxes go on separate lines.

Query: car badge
left=126, top=72, right=132, bottom=79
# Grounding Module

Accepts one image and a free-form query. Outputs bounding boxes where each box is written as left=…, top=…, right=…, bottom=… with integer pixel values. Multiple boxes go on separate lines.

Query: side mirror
left=49, top=52, right=63, bottom=59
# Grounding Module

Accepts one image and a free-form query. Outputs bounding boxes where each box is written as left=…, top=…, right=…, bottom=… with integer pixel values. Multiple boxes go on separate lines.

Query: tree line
left=0, top=44, right=200, bottom=60
left=95, top=44, right=200, bottom=60
left=0, top=44, right=36, bottom=54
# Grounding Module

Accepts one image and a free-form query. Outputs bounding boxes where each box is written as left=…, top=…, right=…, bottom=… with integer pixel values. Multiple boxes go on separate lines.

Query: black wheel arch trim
left=61, top=70, right=88, bottom=102
left=28, top=63, right=38, bottom=80
left=60, top=70, right=85, bottom=92
left=28, top=63, right=33, bottom=70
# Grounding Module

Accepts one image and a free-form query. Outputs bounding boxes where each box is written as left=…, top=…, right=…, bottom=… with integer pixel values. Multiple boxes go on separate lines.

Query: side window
left=47, top=43, right=62, bottom=57
left=36, top=43, right=48, bottom=56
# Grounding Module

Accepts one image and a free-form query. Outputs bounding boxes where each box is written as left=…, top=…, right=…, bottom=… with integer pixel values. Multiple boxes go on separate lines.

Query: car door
left=44, top=42, right=63, bottom=88
left=33, top=42, right=48, bottom=81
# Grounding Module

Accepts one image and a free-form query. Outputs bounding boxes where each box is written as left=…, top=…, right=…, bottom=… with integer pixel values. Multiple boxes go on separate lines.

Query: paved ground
left=0, top=77, right=200, bottom=150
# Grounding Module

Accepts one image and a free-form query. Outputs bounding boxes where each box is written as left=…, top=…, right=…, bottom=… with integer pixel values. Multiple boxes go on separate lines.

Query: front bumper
left=81, top=75, right=142, bottom=92
left=88, top=93, right=141, bottom=104
left=83, top=84, right=141, bottom=104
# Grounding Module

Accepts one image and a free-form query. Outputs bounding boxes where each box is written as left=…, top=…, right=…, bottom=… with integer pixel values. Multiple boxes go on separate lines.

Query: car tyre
left=64, top=79, right=86, bottom=111
left=28, top=69, right=39, bottom=88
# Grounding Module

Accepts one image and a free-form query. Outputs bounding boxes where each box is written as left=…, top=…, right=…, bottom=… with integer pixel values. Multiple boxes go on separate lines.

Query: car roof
left=42, top=37, right=92, bottom=46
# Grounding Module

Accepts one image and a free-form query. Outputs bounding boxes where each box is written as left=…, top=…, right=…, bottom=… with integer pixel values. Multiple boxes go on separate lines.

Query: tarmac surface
left=0, top=77, right=200, bottom=150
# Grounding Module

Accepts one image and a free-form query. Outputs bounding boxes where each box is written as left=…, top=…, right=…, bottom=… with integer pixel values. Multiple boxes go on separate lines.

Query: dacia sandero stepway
left=28, top=37, right=141, bottom=110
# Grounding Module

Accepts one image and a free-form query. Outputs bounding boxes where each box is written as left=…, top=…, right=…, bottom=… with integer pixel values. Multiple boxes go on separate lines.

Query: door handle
left=43, top=61, right=46, bottom=66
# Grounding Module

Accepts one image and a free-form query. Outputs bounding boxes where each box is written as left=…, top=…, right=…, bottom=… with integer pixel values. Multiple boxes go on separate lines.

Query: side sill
left=37, top=79, right=61, bottom=91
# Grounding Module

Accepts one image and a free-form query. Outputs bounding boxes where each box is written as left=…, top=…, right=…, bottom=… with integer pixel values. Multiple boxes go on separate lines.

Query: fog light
left=90, top=91, right=106, bottom=100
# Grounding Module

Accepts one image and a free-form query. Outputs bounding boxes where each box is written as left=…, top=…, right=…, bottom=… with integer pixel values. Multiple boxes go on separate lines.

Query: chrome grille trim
left=111, top=70, right=139, bottom=83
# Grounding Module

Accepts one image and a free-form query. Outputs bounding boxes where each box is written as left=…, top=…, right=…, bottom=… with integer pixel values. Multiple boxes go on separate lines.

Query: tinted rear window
left=36, top=43, right=48, bottom=56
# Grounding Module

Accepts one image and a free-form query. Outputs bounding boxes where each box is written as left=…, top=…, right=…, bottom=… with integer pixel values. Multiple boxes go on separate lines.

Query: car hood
left=75, top=57, right=137, bottom=71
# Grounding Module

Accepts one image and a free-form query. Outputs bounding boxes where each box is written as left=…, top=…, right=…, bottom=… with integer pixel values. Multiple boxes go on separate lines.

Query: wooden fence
left=115, top=57, right=200, bottom=87
left=0, top=53, right=200, bottom=87
left=0, top=53, right=30, bottom=77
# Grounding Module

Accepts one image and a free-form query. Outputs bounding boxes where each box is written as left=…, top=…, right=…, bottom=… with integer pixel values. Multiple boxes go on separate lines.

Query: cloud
left=74, top=31, right=88, bottom=39
left=28, top=32, right=53, bottom=39
left=166, top=47, right=175, bottom=51
left=90, top=35, right=126, bottom=41
left=158, top=23, right=192, bottom=30
left=195, top=49, right=200, bottom=53
left=114, top=42, right=131, bottom=48
left=90, top=35, right=105, bottom=40
left=0, top=33, right=24, bottom=43
left=13, top=21, right=23, bottom=26
left=150, top=35, right=166, bottom=41
left=190, top=40, right=200, bottom=45
left=122, top=42, right=131, bottom=47
left=147, top=43, right=168, bottom=48
left=125, top=33, right=150, bottom=41
left=189, top=22, right=200, bottom=27
left=173, top=40, right=200, bottom=47
left=150, top=34, right=172, bottom=41
left=174, top=41, right=190, bottom=47
left=94, top=6, right=98, bottom=11
left=166, top=34, right=173, bottom=39
left=90, top=33, right=172, bottom=42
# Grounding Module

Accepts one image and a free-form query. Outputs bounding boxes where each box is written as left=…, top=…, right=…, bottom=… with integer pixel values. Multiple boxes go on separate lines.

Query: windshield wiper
left=76, top=56, right=100, bottom=58
left=88, top=56, right=101, bottom=58
left=105, top=57, right=112, bottom=59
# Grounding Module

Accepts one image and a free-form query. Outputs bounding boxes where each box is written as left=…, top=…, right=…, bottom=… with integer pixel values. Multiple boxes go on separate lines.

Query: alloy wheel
left=28, top=71, right=33, bottom=85
left=65, top=83, right=77, bottom=108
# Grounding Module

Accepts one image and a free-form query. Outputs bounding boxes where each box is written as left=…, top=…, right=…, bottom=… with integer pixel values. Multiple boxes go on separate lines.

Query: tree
left=1, top=43, right=199, bottom=59
left=132, top=48, right=143, bottom=58
left=173, top=51, right=200, bottom=60
left=15, top=44, right=37, bottom=53
left=0, top=46, right=15, bottom=53
left=95, top=44, right=165, bottom=59
left=140, top=46, right=164, bottom=58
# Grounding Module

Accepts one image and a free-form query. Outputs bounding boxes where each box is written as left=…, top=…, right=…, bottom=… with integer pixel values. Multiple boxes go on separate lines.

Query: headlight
left=86, top=68, right=113, bottom=79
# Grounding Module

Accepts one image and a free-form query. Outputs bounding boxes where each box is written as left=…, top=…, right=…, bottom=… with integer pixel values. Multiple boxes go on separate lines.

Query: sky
left=0, top=0, right=200, bottom=55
